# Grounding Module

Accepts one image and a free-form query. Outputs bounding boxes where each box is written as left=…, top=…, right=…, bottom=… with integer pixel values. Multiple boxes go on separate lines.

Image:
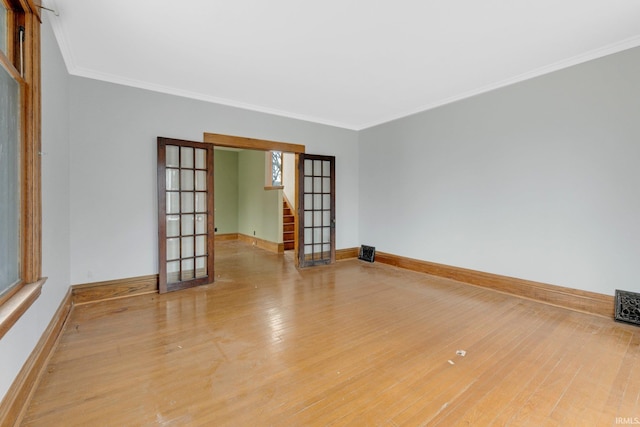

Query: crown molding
left=46, top=9, right=640, bottom=133
left=70, top=65, right=359, bottom=131
left=356, top=35, right=640, bottom=130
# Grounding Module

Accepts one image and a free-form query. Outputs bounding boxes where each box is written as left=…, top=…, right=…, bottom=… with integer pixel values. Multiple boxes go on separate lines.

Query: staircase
left=283, top=197, right=295, bottom=250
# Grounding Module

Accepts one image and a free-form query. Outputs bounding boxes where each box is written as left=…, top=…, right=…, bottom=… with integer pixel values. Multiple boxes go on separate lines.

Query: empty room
left=1, top=1, right=640, bottom=425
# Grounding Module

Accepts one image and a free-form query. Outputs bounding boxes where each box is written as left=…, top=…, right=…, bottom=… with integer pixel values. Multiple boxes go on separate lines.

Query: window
left=1, top=3, right=7, bottom=54
left=0, top=46, right=20, bottom=298
left=265, top=150, right=283, bottom=189
left=0, top=0, right=42, bottom=339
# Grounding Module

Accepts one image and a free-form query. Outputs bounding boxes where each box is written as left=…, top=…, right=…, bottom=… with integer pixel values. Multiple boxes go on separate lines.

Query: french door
left=297, top=154, right=336, bottom=267
left=157, top=137, right=215, bottom=293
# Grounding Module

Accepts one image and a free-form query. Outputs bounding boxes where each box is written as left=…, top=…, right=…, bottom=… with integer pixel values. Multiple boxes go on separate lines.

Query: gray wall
left=359, top=47, right=640, bottom=296
left=68, top=75, right=359, bottom=285
left=0, top=17, right=71, bottom=401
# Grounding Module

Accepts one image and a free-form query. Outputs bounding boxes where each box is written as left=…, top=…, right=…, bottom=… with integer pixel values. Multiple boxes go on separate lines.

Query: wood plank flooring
left=22, top=241, right=640, bottom=426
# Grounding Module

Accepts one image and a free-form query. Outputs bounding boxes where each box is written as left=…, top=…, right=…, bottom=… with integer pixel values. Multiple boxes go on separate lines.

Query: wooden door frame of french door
left=297, top=153, right=336, bottom=267
left=203, top=133, right=306, bottom=266
left=158, top=137, right=215, bottom=293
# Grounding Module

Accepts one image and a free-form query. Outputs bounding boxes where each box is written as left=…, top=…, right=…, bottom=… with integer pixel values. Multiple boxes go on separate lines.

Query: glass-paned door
left=157, top=137, right=214, bottom=293
left=297, top=154, right=335, bottom=267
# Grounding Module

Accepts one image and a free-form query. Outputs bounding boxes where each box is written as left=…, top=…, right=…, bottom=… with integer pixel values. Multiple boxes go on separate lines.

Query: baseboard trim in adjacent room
left=215, top=233, right=239, bottom=241
left=72, top=274, right=159, bottom=305
left=336, top=247, right=359, bottom=260
left=374, top=251, right=614, bottom=318
left=0, top=288, right=73, bottom=427
left=238, top=233, right=283, bottom=254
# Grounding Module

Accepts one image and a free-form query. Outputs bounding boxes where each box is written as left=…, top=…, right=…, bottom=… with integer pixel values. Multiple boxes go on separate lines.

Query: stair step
left=283, top=197, right=295, bottom=250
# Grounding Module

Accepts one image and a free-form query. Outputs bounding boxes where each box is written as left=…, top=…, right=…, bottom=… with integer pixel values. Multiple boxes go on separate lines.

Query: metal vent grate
left=358, top=245, right=375, bottom=263
left=615, top=290, right=640, bottom=326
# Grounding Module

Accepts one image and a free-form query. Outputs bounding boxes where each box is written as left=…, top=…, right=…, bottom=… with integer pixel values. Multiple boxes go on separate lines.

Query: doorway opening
left=204, top=133, right=336, bottom=270
left=213, top=147, right=297, bottom=254
left=204, top=133, right=305, bottom=267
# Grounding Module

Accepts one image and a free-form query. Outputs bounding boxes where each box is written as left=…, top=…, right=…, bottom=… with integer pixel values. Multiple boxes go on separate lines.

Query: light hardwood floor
left=23, top=241, right=640, bottom=426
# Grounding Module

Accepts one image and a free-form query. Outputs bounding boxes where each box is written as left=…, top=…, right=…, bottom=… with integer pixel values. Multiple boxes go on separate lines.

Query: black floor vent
left=359, top=245, right=375, bottom=263
left=614, top=290, right=640, bottom=326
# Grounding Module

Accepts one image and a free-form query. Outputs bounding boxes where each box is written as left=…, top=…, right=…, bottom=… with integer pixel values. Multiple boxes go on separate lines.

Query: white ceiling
left=45, top=1, right=640, bottom=130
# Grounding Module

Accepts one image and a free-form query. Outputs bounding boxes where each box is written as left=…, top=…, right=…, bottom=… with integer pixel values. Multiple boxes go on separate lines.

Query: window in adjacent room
left=265, top=150, right=283, bottom=189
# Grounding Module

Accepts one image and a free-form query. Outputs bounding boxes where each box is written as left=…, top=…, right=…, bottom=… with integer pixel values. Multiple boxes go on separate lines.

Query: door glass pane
left=167, top=261, right=180, bottom=283
left=323, top=194, right=331, bottom=209
left=323, top=210, right=331, bottom=225
left=313, top=227, right=322, bottom=243
left=323, top=178, right=331, bottom=191
left=166, top=215, right=180, bottom=237
left=195, top=148, right=206, bottom=169
left=304, top=177, right=312, bottom=192
left=304, top=159, right=312, bottom=171
left=314, top=211, right=322, bottom=226
left=323, top=161, right=330, bottom=177
left=313, top=194, right=322, bottom=209
left=195, top=257, right=207, bottom=278
left=195, top=214, right=207, bottom=234
left=195, top=170, right=207, bottom=191
left=181, top=170, right=194, bottom=191
left=182, top=237, right=194, bottom=258
left=195, top=236, right=206, bottom=256
left=304, top=211, right=312, bottom=225
left=166, top=145, right=179, bottom=167
left=314, top=177, right=322, bottom=192
left=181, top=147, right=194, bottom=168
left=181, top=192, right=194, bottom=213
left=195, top=193, right=207, bottom=212
left=167, top=238, right=180, bottom=261
left=323, top=227, right=330, bottom=243
left=181, top=259, right=194, bottom=280
left=166, top=169, right=179, bottom=190
left=167, top=192, right=180, bottom=214
left=181, top=214, right=194, bottom=236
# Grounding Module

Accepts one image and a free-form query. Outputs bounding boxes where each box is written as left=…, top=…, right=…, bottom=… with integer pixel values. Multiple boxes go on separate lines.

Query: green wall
left=238, top=150, right=282, bottom=243
left=213, top=149, right=239, bottom=234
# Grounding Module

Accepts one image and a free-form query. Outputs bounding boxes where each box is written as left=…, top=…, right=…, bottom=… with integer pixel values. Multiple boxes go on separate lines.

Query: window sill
left=264, top=186, right=284, bottom=191
left=0, top=278, right=46, bottom=340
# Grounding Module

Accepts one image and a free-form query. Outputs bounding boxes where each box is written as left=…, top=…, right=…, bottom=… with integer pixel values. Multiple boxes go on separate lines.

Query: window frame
left=0, top=0, right=43, bottom=340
